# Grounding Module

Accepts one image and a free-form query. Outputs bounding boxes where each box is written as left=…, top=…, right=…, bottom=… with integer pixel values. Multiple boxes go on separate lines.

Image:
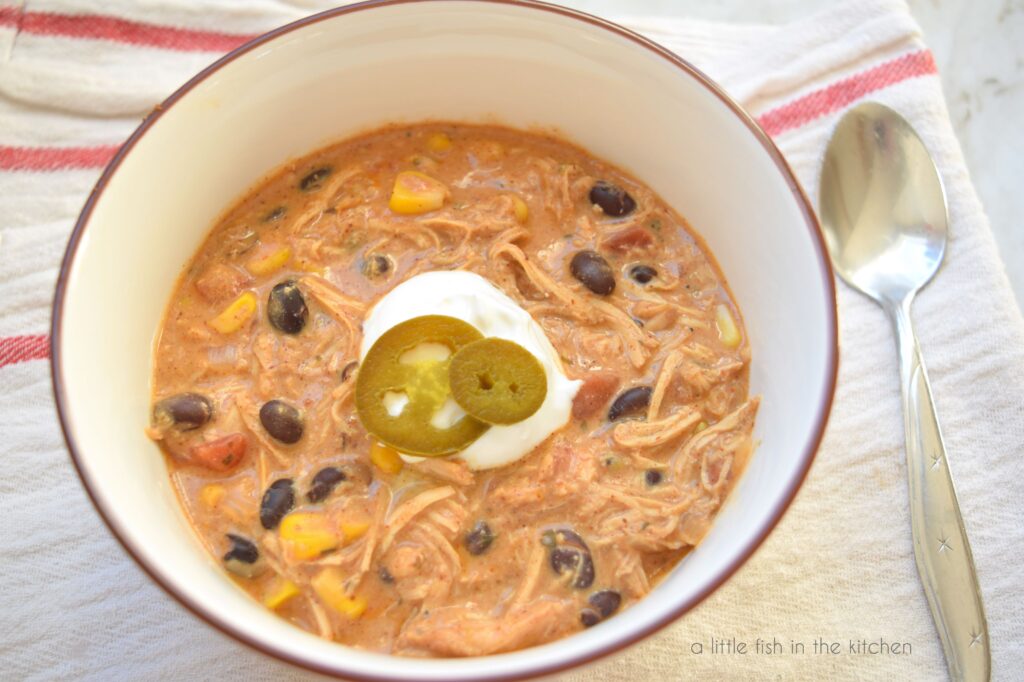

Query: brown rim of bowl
left=50, top=0, right=839, bottom=679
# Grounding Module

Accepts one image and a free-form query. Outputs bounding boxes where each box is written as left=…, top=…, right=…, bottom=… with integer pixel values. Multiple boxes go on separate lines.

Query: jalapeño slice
left=355, top=315, right=489, bottom=456
left=449, top=338, right=547, bottom=425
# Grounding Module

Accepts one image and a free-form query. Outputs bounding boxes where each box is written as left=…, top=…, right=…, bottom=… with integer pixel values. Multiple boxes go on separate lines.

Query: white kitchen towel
left=1, top=1, right=1021, bottom=680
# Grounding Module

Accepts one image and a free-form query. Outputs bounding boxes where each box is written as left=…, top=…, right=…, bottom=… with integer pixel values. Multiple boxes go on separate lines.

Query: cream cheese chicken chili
left=147, top=122, right=759, bottom=656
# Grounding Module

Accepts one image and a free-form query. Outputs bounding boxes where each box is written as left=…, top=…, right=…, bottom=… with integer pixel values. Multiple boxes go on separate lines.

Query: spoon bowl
left=820, top=102, right=948, bottom=303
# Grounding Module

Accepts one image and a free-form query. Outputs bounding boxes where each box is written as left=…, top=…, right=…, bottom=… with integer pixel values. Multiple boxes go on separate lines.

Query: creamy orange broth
left=148, top=123, right=757, bottom=656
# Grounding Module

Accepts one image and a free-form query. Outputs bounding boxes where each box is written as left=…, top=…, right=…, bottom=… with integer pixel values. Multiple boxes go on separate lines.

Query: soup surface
left=148, top=123, right=758, bottom=657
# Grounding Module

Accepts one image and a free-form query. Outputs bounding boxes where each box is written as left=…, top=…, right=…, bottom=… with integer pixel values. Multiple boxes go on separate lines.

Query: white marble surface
left=563, top=0, right=1024, bottom=312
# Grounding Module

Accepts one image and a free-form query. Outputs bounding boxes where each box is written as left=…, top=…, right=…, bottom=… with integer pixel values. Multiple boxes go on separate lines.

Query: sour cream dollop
left=360, top=271, right=581, bottom=470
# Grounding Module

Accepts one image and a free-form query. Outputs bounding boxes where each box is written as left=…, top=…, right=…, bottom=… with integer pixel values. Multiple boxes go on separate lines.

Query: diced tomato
left=571, top=372, right=621, bottom=420
left=602, top=226, right=654, bottom=252
left=194, top=263, right=250, bottom=303
left=191, top=433, right=247, bottom=471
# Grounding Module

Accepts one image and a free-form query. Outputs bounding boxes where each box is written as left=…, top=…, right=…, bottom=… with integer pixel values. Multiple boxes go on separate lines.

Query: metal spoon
left=820, top=102, right=989, bottom=681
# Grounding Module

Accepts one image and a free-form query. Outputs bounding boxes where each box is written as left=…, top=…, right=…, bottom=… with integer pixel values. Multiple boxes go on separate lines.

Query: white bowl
left=52, top=1, right=837, bottom=679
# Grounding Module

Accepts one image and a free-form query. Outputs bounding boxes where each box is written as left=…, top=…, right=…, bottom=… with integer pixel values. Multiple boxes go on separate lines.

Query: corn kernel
left=370, top=442, right=404, bottom=474
left=263, top=578, right=300, bottom=610
left=388, top=171, right=448, bottom=215
left=340, top=521, right=370, bottom=543
left=311, top=568, right=368, bottom=619
left=199, top=484, right=225, bottom=508
left=510, top=195, right=529, bottom=223
left=208, top=291, right=257, bottom=334
left=715, top=304, right=741, bottom=349
left=246, top=245, right=291, bottom=276
left=426, top=133, right=452, bottom=152
left=279, top=512, right=339, bottom=561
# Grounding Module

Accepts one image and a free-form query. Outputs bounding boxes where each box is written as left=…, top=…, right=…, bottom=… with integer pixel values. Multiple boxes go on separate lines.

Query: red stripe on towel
left=756, top=50, right=938, bottom=136
left=0, top=335, right=50, bottom=369
left=0, top=144, right=120, bottom=171
left=0, top=6, right=22, bottom=28
left=0, top=9, right=257, bottom=52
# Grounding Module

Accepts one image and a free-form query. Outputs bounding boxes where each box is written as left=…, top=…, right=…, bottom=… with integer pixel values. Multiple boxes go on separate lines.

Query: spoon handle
left=888, top=298, right=990, bottom=681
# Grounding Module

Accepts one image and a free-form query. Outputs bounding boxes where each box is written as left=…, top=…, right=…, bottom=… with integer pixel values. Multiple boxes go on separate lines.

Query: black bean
left=550, top=547, right=582, bottom=574
left=570, top=250, right=615, bottom=296
left=550, top=548, right=595, bottom=589
left=340, top=361, right=358, bottom=383
left=465, top=521, right=495, bottom=556
left=267, top=280, right=308, bottom=334
left=378, top=566, right=395, bottom=584
left=608, top=386, right=653, bottom=422
left=645, top=469, right=663, bottom=486
left=223, top=533, right=263, bottom=578
left=580, top=608, right=602, bottom=628
left=588, top=590, right=622, bottom=618
left=153, top=393, right=212, bottom=431
left=545, top=528, right=595, bottom=590
left=629, top=264, right=657, bottom=284
left=362, top=254, right=392, bottom=279
left=589, top=180, right=636, bottom=217
left=259, top=479, right=294, bottom=530
left=307, top=466, right=346, bottom=503
left=259, top=399, right=303, bottom=444
left=224, top=533, right=259, bottom=563
left=299, top=166, right=332, bottom=192
left=264, top=206, right=286, bottom=223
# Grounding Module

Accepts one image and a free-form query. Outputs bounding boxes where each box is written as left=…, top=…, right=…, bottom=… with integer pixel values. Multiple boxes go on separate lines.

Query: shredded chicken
left=358, top=486, right=392, bottom=575
left=510, top=541, right=546, bottom=608
left=370, top=219, right=441, bottom=251
left=299, top=276, right=366, bottom=356
left=492, top=243, right=598, bottom=319
left=648, top=350, right=684, bottom=420
left=382, top=496, right=467, bottom=607
left=488, top=438, right=599, bottom=516
left=582, top=399, right=759, bottom=556
left=390, top=524, right=459, bottom=606
left=612, top=406, right=702, bottom=450
left=328, top=380, right=355, bottom=428
left=673, top=397, right=760, bottom=489
left=397, top=599, right=574, bottom=657
left=590, top=299, right=658, bottom=368
left=425, top=507, right=462, bottom=535
left=679, top=356, right=746, bottom=395
left=310, top=165, right=365, bottom=212
left=408, top=458, right=475, bottom=486
left=381, top=486, right=456, bottom=553
left=309, top=597, right=334, bottom=640
left=613, top=549, right=651, bottom=598
left=258, top=534, right=291, bottom=577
